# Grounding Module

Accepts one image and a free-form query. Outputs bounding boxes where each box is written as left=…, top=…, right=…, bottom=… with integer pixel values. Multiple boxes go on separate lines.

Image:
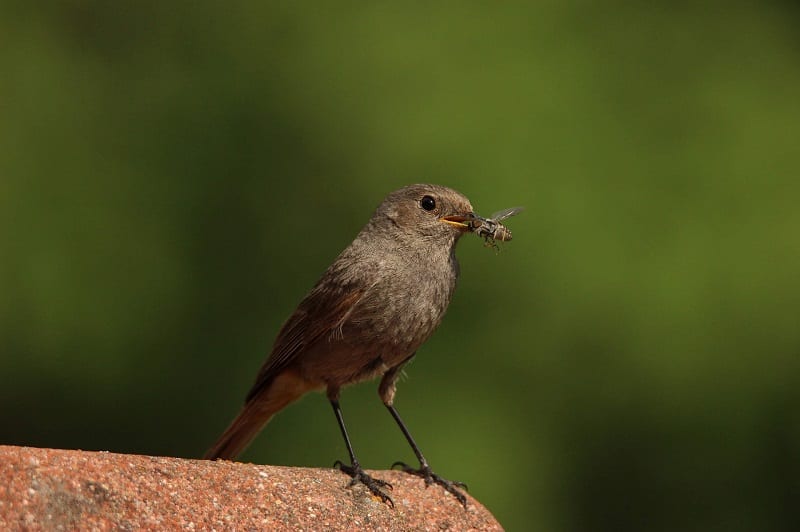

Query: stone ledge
left=0, top=445, right=502, bottom=531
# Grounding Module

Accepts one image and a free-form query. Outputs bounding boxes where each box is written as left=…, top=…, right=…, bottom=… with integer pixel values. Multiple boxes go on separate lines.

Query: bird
left=204, top=184, right=481, bottom=507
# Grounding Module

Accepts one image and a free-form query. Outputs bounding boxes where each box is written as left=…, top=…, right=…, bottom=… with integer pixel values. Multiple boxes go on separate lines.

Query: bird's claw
left=334, top=460, right=394, bottom=507
left=390, top=461, right=468, bottom=507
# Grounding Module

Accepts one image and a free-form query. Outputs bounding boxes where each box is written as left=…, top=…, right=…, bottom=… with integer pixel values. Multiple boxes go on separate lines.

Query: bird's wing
left=244, top=280, right=367, bottom=402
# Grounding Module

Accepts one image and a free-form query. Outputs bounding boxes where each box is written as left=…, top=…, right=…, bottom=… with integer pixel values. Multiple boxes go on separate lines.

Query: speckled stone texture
left=0, top=445, right=502, bottom=531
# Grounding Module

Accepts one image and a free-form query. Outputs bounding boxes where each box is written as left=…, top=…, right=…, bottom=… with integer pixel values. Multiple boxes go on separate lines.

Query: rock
left=0, top=445, right=502, bottom=531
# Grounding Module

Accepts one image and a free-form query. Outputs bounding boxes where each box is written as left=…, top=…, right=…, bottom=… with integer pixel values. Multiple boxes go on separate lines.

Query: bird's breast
left=347, top=251, right=458, bottom=358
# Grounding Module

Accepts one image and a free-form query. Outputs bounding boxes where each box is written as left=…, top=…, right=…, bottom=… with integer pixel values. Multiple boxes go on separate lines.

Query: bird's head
left=373, top=184, right=475, bottom=246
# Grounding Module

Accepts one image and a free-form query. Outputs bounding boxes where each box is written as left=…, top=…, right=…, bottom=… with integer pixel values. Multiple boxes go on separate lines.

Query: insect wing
left=488, top=206, right=524, bottom=222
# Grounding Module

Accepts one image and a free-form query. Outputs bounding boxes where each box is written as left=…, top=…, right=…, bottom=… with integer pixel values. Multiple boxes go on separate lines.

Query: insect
left=470, top=206, right=524, bottom=248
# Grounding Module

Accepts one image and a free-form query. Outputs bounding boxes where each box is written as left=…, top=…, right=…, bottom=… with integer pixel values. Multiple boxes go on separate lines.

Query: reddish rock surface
left=0, top=445, right=502, bottom=531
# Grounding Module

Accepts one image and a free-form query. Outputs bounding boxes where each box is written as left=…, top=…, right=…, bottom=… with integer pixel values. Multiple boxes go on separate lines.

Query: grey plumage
left=204, top=184, right=476, bottom=506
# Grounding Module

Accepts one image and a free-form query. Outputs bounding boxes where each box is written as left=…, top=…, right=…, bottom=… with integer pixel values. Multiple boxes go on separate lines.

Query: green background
left=2, top=3, right=799, bottom=530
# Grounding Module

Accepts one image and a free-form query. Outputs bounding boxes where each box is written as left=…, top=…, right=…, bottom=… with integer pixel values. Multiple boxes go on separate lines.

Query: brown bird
left=205, top=184, right=480, bottom=506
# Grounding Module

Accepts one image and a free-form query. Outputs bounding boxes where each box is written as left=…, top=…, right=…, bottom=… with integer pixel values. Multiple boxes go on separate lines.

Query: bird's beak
left=440, top=213, right=475, bottom=229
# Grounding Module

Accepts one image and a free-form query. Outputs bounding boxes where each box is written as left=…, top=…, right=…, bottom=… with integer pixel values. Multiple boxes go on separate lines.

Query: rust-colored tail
left=204, top=369, right=315, bottom=460
left=204, top=401, right=275, bottom=460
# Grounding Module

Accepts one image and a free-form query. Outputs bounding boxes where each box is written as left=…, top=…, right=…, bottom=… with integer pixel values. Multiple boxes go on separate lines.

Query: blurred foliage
left=2, top=2, right=799, bottom=530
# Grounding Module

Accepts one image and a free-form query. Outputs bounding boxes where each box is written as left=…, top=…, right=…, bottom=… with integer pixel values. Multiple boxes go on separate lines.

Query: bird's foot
left=391, top=461, right=468, bottom=507
left=334, top=460, right=394, bottom=507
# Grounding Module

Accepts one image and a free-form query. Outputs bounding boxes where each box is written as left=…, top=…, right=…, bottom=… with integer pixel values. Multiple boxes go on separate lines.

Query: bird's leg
left=329, top=398, right=393, bottom=507
left=378, top=366, right=467, bottom=507
left=385, top=404, right=468, bottom=507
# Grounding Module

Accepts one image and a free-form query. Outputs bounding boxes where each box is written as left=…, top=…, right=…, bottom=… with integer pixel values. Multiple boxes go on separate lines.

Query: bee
left=470, top=206, right=524, bottom=248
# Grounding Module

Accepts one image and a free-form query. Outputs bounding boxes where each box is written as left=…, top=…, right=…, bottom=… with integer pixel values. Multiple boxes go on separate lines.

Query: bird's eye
left=420, top=195, right=436, bottom=211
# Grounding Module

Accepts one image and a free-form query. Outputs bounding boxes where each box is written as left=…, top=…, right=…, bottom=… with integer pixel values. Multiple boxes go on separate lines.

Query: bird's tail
left=204, top=369, right=314, bottom=460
